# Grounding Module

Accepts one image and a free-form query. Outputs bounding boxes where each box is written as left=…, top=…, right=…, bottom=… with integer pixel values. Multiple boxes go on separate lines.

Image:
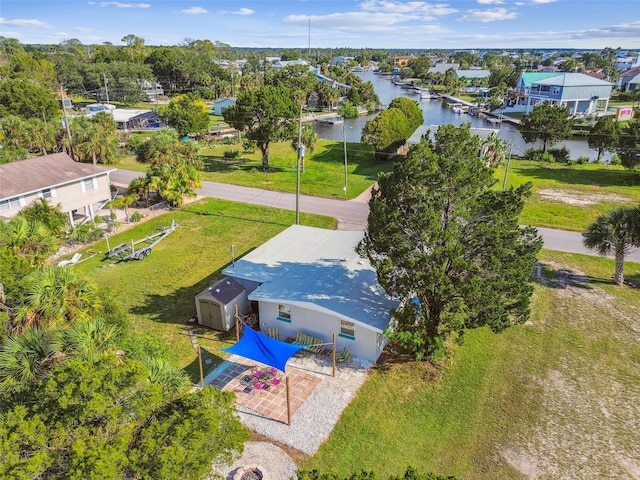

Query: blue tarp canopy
left=222, top=327, right=304, bottom=372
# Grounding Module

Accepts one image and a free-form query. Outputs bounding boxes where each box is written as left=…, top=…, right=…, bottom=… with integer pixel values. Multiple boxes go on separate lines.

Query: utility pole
left=60, top=85, right=75, bottom=160
left=295, top=103, right=303, bottom=225
left=103, top=73, right=110, bottom=104
left=342, top=122, right=348, bottom=196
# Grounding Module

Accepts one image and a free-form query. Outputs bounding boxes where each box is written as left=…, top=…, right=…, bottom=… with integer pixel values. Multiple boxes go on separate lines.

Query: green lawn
left=497, top=158, right=640, bottom=231
left=73, top=198, right=334, bottom=381
left=116, top=138, right=392, bottom=199
left=303, top=250, right=640, bottom=479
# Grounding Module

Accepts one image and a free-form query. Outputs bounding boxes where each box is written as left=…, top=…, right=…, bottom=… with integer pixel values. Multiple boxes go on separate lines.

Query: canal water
left=312, top=70, right=603, bottom=160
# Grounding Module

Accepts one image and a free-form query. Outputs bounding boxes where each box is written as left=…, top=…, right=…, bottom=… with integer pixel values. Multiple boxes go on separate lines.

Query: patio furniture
left=267, top=326, right=280, bottom=340
left=270, top=376, right=282, bottom=391
left=336, top=347, right=351, bottom=364
left=293, top=332, right=325, bottom=354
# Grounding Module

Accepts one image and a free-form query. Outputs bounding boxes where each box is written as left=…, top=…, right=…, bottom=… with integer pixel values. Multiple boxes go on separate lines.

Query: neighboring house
left=110, top=109, right=159, bottom=130
left=330, top=56, right=354, bottom=66
left=86, top=103, right=116, bottom=114
left=620, top=66, right=640, bottom=92
left=271, top=59, right=309, bottom=69
left=213, top=97, right=237, bottom=116
left=515, top=72, right=565, bottom=96
left=0, top=153, right=115, bottom=226
left=428, top=63, right=459, bottom=75
left=455, top=69, right=490, bottom=82
left=616, top=56, right=640, bottom=72
left=222, top=225, right=398, bottom=363
left=525, top=73, right=613, bottom=115
left=392, top=55, right=416, bottom=69
left=140, top=80, right=164, bottom=101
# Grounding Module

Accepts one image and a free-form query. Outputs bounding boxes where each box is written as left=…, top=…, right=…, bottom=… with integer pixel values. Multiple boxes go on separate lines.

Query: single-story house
left=222, top=225, right=398, bottom=363
left=213, top=97, right=237, bottom=116
left=525, top=73, right=613, bottom=115
left=455, top=69, right=490, bottom=82
left=0, top=153, right=115, bottom=226
left=616, top=56, right=640, bottom=72
left=86, top=103, right=116, bottom=114
left=110, top=109, right=159, bottom=130
left=428, top=63, right=459, bottom=75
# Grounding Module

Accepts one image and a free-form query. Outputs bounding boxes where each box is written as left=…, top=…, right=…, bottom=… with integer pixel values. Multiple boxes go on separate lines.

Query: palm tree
left=13, top=267, right=103, bottom=332
left=0, top=216, right=59, bottom=267
left=63, top=318, right=120, bottom=363
left=583, top=207, right=640, bottom=285
left=0, top=326, right=64, bottom=393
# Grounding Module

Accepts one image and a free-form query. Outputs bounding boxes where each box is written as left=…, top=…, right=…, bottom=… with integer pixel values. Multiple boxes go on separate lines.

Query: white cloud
left=220, top=8, right=255, bottom=15
left=478, top=0, right=504, bottom=4
left=73, top=26, right=94, bottom=32
left=359, top=1, right=457, bottom=16
left=87, top=2, right=151, bottom=8
left=181, top=6, right=208, bottom=14
left=459, top=8, right=517, bottom=22
left=0, top=17, right=53, bottom=28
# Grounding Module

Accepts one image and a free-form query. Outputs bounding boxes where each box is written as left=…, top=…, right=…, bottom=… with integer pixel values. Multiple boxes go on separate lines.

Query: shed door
left=199, top=299, right=223, bottom=330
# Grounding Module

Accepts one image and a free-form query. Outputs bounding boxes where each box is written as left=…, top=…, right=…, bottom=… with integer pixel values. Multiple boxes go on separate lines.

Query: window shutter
left=92, top=177, right=98, bottom=189
left=19, top=196, right=26, bottom=206
left=80, top=180, right=86, bottom=193
left=50, top=187, right=57, bottom=198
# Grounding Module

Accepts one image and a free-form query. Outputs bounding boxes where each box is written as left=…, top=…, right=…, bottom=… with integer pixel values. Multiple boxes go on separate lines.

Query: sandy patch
left=537, top=189, right=632, bottom=206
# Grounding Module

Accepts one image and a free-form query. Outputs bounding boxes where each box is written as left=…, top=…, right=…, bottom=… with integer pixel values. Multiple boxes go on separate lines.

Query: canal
left=312, top=70, right=603, bottom=160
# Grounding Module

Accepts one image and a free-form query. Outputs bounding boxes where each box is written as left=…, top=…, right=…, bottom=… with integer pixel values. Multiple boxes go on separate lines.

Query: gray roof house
left=213, top=97, right=237, bottom=116
left=428, top=63, right=459, bottom=75
left=222, top=225, right=398, bottom=363
left=525, top=73, right=613, bottom=115
left=620, top=66, right=640, bottom=92
left=0, top=153, right=115, bottom=226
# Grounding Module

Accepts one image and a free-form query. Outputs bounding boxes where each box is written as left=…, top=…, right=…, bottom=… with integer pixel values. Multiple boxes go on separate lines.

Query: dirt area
left=536, top=189, right=633, bottom=206
left=503, top=262, right=640, bottom=479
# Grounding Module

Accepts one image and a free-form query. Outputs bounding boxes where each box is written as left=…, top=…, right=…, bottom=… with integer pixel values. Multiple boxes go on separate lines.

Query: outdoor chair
left=270, top=376, right=282, bottom=391
left=336, top=347, right=351, bottom=364
left=267, top=326, right=280, bottom=340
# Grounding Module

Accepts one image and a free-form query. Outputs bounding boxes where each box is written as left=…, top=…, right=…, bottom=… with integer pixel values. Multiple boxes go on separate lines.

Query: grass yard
left=116, top=138, right=391, bottom=199
left=496, top=158, right=640, bottom=231
left=303, top=250, right=640, bottom=479
left=73, top=198, right=334, bottom=381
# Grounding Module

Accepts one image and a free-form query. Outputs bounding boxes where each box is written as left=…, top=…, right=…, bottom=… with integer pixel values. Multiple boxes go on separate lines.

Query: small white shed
left=195, top=277, right=248, bottom=331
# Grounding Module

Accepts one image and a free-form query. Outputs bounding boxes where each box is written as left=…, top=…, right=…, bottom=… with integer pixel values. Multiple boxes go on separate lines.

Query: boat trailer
left=107, top=220, right=179, bottom=261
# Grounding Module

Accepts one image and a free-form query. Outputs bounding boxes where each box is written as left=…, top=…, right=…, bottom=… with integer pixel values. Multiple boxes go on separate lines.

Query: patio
left=209, top=357, right=322, bottom=424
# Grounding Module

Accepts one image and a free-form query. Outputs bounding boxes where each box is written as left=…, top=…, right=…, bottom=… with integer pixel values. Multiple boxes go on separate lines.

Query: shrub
left=548, top=146, right=570, bottom=163
left=576, top=156, right=590, bottom=165
left=242, top=139, right=257, bottom=153
left=610, top=154, right=622, bottom=166
left=131, top=211, right=142, bottom=223
left=223, top=149, right=240, bottom=159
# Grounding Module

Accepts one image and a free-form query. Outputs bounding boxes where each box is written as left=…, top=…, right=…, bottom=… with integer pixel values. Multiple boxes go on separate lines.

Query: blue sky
left=1, top=0, right=639, bottom=50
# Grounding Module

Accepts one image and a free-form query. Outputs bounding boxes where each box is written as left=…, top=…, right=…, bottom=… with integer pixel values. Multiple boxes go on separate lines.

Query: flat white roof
left=222, top=225, right=397, bottom=332
left=111, top=109, right=153, bottom=122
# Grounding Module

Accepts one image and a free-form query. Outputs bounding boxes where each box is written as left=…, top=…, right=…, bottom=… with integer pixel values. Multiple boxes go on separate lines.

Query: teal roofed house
left=525, top=73, right=613, bottom=115
left=516, top=72, right=565, bottom=95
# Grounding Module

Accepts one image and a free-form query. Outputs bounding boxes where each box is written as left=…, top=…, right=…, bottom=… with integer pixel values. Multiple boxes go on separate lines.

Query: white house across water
left=222, top=225, right=398, bottom=363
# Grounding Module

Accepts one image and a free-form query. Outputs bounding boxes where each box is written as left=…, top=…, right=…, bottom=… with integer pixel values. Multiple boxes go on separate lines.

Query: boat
left=452, top=106, right=464, bottom=114
left=420, top=91, right=439, bottom=100
left=315, top=116, right=344, bottom=125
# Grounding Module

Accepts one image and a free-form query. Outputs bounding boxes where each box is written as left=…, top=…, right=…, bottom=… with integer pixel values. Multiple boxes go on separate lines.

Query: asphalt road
left=111, top=170, right=640, bottom=263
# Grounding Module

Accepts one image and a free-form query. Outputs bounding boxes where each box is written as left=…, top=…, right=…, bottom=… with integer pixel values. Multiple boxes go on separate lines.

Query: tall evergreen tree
left=358, top=124, right=542, bottom=359
left=520, top=102, right=573, bottom=152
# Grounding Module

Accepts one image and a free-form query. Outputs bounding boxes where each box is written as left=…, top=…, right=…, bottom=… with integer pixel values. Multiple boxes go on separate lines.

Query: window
left=339, top=320, right=355, bottom=340
left=277, top=304, right=291, bottom=322
left=39, top=188, right=56, bottom=199
left=540, top=85, right=550, bottom=93
left=0, top=196, right=22, bottom=212
left=81, top=178, right=97, bottom=192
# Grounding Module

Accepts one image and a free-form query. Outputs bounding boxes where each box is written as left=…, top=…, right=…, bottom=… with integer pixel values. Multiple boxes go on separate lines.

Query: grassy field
left=116, top=138, right=391, bottom=199
left=72, top=198, right=334, bottom=380
left=496, top=158, right=640, bottom=231
left=302, top=250, right=640, bottom=479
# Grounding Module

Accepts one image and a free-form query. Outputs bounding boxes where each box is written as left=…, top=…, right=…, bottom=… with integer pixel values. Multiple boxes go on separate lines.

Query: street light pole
left=295, top=103, right=303, bottom=224
left=342, top=122, right=348, bottom=196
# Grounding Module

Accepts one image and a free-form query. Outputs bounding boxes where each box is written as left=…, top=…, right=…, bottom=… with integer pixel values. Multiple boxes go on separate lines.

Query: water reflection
left=312, top=71, right=605, bottom=161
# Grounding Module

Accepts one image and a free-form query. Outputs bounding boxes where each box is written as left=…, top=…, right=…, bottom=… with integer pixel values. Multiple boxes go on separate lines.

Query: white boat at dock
left=420, top=91, right=440, bottom=100
left=315, top=116, right=344, bottom=125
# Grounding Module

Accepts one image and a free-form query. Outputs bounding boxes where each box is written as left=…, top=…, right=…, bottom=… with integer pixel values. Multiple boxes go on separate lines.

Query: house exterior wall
left=257, top=300, right=385, bottom=363
left=0, top=174, right=111, bottom=220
